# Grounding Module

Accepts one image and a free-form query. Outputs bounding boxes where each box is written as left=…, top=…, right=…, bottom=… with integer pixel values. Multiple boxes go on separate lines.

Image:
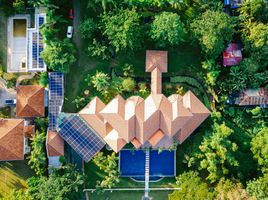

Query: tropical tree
left=27, top=165, right=84, bottom=200
left=5, top=189, right=33, bottom=200
left=122, top=77, right=136, bottom=92
left=238, top=0, right=268, bottom=23
left=41, top=39, right=76, bottom=73
left=150, top=12, right=186, bottom=47
left=101, top=8, right=143, bottom=52
left=93, top=152, right=120, bottom=189
left=191, top=10, right=235, bottom=59
left=251, top=127, right=268, bottom=173
left=168, top=171, right=215, bottom=200
left=87, top=39, right=111, bottom=60
left=28, top=130, right=47, bottom=176
left=202, top=59, right=221, bottom=87
left=247, top=174, right=268, bottom=200
left=38, top=72, right=48, bottom=87
left=215, top=178, right=254, bottom=200
left=190, top=122, right=239, bottom=183
left=90, top=71, right=110, bottom=95
left=13, top=0, right=25, bottom=13
left=79, top=18, right=96, bottom=39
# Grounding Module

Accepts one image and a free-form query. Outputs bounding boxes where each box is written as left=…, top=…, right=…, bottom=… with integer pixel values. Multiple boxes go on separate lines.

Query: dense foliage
left=150, top=12, right=186, bottom=47
left=169, top=171, right=215, bottom=200
left=93, top=152, right=120, bottom=189
left=27, top=165, right=84, bottom=200
left=191, top=10, right=235, bottom=59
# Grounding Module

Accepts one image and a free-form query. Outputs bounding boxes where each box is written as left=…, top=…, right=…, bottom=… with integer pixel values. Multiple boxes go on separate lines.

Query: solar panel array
left=28, top=14, right=46, bottom=71
left=38, top=16, right=45, bottom=69
left=58, top=113, right=105, bottom=162
left=48, top=72, right=64, bottom=130
left=32, top=33, right=38, bottom=69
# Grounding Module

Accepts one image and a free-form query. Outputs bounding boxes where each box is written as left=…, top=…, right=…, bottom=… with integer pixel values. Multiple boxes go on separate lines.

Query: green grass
left=0, top=160, right=35, bottom=198
left=87, top=190, right=172, bottom=200
left=84, top=160, right=176, bottom=189
left=116, top=44, right=201, bottom=77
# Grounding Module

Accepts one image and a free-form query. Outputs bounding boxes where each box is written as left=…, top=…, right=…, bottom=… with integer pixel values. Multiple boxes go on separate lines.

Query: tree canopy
left=101, top=8, right=143, bottom=52
left=41, top=39, right=76, bottom=73
left=191, top=10, right=235, bottom=58
left=191, top=122, right=238, bottom=183
left=168, top=171, right=215, bottom=200
left=150, top=12, right=186, bottom=47
left=251, top=127, right=268, bottom=173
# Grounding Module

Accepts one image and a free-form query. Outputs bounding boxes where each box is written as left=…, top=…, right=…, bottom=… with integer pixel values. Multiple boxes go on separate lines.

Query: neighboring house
left=57, top=50, right=211, bottom=162
left=7, top=13, right=46, bottom=72
left=228, top=88, right=268, bottom=106
left=16, top=85, right=45, bottom=118
left=223, top=43, right=242, bottom=66
left=46, top=130, right=64, bottom=168
left=0, top=119, right=33, bottom=161
left=224, top=0, right=242, bottom=8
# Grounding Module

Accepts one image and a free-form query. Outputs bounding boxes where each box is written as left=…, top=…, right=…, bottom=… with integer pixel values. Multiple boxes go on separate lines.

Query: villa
left=0, top=119, right=33, bottom=161
left=7, top=12, right=46, bottom=72
left=53, top=51, right=211, bottom=180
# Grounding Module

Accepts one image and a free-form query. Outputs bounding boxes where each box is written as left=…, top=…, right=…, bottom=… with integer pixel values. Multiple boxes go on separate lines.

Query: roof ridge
left=0, top=120, right=24, bottom=140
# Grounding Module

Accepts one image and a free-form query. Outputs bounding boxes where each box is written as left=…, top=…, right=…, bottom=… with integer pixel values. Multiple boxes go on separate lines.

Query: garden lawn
left=87, top=190, right=172, bottom=200
left=84, top=161, right=176, bottom=189
left=0, top=160, right=35, bottom=198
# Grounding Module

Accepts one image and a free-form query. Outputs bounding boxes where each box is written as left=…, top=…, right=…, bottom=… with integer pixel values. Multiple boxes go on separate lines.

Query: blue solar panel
left=32, top=33, right=38, bottom=68
left=39, top=16, right=45, bottom=27
left=48, top=72, right=64, bottom=130
left=58, top=113, right=105, bottom=162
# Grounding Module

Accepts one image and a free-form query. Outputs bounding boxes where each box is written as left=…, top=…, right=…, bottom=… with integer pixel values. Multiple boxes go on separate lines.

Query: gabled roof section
left=146, top=50, right=167, bottom=73
left=0, top=119, right=25, bottom=161
left=104, top=129, right=127, bottom=153
left=46, top=130, right=64, bottom=157
left=16, top=85, right=45, bottom=117
left=100, top=95, right=125, bottom=117
left=239, top=88, right=268, bottom=106
left=183, top=91, right=211, bottom=114
left=24, top=125, right=35, bottom=138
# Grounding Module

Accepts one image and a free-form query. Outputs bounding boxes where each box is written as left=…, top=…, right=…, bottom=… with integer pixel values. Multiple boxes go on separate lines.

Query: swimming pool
left=119, top=149, right=176, bottom=181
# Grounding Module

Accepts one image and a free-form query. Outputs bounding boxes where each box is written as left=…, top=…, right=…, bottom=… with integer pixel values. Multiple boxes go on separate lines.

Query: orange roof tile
left=148, top=129, right=165, bottom=147
left=79, top=97, right=107, bottom=138
left=146, top=50, right=168, bottom=72
left=104, top=129, right=127, bottom=153
left=23, top=125, right=35, bottom=138
left=16, top=85, right=45, bottom=118
left=131, top=137, right=142, bottom=148
left=46, top=130, right=64, bottom=157
left=0, top=119, right=24, bottom=161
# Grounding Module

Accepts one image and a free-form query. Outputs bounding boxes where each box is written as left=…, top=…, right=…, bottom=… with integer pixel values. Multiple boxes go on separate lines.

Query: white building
left=7, top=13, right=47, bottom=72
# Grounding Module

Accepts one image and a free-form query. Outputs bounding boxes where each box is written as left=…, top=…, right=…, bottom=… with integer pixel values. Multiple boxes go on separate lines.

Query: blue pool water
left=119, top=149, right=175, bottom=180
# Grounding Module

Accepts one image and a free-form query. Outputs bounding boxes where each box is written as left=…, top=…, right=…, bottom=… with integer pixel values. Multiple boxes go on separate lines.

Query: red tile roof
left=46, top=130, right=64, bottom=157
left=79, top=50, right=210, bottom=152
left=0, top=119, right=25, bottom=161
left=223, top=43, right=242, bottom=66
left=16, top=85, right=45, bottom=118
left=23, top=125, right=35, bottom=138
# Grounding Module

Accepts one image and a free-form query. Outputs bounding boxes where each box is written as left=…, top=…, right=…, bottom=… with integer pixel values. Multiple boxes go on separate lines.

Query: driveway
left=0, top=78, right=16, bottom=108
